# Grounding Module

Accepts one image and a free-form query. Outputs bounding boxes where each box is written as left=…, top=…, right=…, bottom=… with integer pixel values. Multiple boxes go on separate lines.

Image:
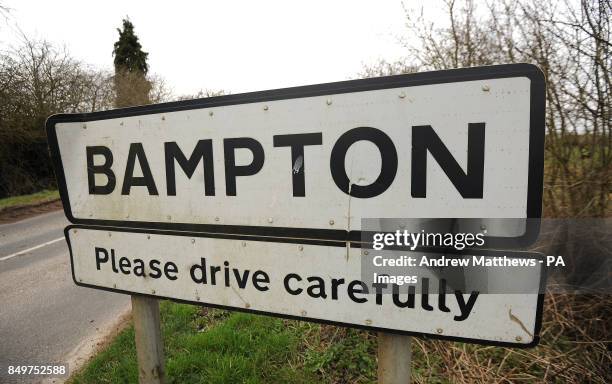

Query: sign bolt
left=263, top=105, right=269, bottom=111
left=113, top=284, right=116, bottom=288
left=329, top=219, right=335, bottom=226
left=301, top=310, right=307, bottom=316
left=147, top=235, right=151, bottom=239
left=166, top=215, right=172, bottom=220
left=242, top=241, right=247, bottom=247
left=161, top=116, right=166, bottom=121
left=268, top=217, right=274, bottom=223
left=365, top=319, right=372, bottom=325
left=73, top=229, right=77, bottom=234
left=196, top=296, right=200, bottom=301
left=480, top=224, right=487, bottom=230
left=151, top=290, right=156, bottom=294
left=298, top=245, right=304, bottom=251
left=436, top=328, right=443, bottom=334
left=482, top=85, right=490, bottom=92
left=191, top=239, right=195, bottom=244
left=515, top=336, right=522, bottom=342
left=399, top=92, right=406, bottom=99
left=326, top=99, right=332, bottom=105
left=108, top=232, right=112, bottom=237
left=79, top=278, right=83, bottom=282
left=364, top=250, right=369, bottom=255
left=82, top=123, right=87, bottom=129
left=209, top=111, right=214, bottom=116
left=245, top=303, right=251, bottom=308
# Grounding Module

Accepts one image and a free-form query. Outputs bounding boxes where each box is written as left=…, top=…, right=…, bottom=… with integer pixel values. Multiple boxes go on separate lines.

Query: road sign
left=65, top=226, right=545, bottom=347
left=47, top=64, right=545, bottom=244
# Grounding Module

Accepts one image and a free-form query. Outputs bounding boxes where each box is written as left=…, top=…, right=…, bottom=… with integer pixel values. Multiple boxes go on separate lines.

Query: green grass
left=67, top=296, right=609, bottom=383
left=0, top=189, right=59, bottom=211
left=69, top=302, right=377, bottom=384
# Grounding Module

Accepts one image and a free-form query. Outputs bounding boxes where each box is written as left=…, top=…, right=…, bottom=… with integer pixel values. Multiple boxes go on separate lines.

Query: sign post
left=378, top=333, right=412, bottom=384
left=131, top=296, right=165, bottom=384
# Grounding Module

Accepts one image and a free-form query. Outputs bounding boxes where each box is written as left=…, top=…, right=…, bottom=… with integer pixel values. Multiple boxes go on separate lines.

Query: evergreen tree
left=113, top=18, right=148, bottom=74
left=112, top=18, right=151, bottom=107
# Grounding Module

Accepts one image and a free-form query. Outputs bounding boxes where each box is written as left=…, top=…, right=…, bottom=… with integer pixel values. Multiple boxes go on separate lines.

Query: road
left=0, top=210, right=131, bottom=384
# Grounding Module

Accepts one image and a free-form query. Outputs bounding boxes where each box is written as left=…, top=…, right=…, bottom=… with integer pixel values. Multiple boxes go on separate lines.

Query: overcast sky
left=1, top=0, right=441, bottom=96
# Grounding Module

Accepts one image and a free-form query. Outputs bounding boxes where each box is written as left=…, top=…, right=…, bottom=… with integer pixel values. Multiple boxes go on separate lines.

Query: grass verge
left=70, top=293, right=610, bottom=383
left=69, top=302, right=376, bottom=384
left=0, top=189, right=59, bottom=211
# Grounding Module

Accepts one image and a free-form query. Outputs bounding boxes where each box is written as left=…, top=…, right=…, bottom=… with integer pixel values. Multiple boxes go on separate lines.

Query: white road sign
left=65, top=226, right=545, bottom=347
left=47, top=64, right=545, bottom=244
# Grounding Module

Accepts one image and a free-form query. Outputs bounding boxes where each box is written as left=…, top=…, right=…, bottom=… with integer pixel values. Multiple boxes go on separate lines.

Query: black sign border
left=48, top=64, right=546, bottom=247
left=64, top=224, right=547, bottom=348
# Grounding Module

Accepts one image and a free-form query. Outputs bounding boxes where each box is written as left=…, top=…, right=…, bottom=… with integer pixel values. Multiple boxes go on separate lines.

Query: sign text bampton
left=49, top=72, right=542, bottom=234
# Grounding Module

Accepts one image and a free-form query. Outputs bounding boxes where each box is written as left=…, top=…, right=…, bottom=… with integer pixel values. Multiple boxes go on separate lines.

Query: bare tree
left=0, top=37, right=115, bottom=196
left=148, top=73, right=174, bottom=104
left=81, top=69, right=115, bottom=112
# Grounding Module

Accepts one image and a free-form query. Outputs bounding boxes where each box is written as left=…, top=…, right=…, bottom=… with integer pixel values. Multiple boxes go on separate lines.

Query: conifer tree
left=112, top=18, right=151, bottom=107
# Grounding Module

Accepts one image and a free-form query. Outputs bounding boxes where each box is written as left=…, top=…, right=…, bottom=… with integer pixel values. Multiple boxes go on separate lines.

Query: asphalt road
left=0, top=210, right=131, bottom=383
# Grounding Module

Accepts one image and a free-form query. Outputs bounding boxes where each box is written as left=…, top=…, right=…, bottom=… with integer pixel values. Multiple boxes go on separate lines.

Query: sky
left=1, top=0, right=440, bottom=96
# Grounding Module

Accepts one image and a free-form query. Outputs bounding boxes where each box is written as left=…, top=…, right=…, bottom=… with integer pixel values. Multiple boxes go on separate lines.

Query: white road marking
left=0, top=237, right=65, bottom=261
